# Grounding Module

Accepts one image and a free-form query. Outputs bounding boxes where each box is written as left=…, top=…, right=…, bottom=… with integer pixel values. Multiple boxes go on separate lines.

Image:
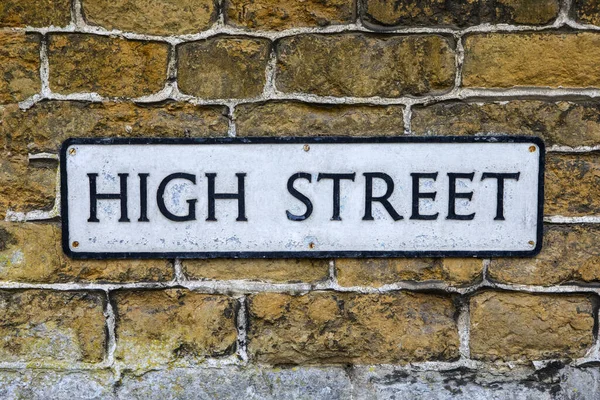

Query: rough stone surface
left=0, top=33, right=40, bottom=103
left=118, top=366, right=352, bottom=399
left=113, top=290, right=237, bottom=369
left=276, top=34, right=456, bottom=97
left=336, top=258, right=483, bottom=287
left=0, top=222, right=173, bottom=283
left=572, top=0, right=600, bottom=26
left=226, top=0, right=355, bottom=30
left=178, top=37, right=271, bottom=99
left=489, top=224, right=600, bottom=286
left=183, top=259, right=329, bottom=283
left=463, top=32, right=600, bottom=88
left=82, top=0, right=218, bottom=36
left=0, top=0, right=71, bottom=27
left=248, top=291, right=459, bottom=364
left=353, top=366, right=551, bottom=399
left=352, top=364, right=600, bottom=400
left=260, top=367, right=352, bottom=399
left=48, top=34, right=169, bottom=98
left=545, top=153, right=600, bottom=216
left=1, top=1, right=600, bottom=395
left=0, top=155, right=56, bottom=220
left=470, top=291, right=594, bottom=361
left=362, top=0, right=559, bottom=28
left=411, top=100, right=600, bottom=147
left=0, top=290, right=106, bottom=364
left=0, top=370, right=116, bottom=400
left=0, top=365, right=599, bottom=399
left=560, top=366, right=600, bottom=400
left=235, top=101, right=405, bottom=136
left=1, top=101, right=228, bottom=154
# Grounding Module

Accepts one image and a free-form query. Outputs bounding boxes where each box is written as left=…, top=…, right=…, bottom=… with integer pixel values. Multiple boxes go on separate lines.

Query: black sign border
left=61, top=136, right=545, bottom=259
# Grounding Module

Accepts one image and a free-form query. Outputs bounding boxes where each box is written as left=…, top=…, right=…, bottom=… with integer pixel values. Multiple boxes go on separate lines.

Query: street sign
left=61, top=137, right=544, bottom=259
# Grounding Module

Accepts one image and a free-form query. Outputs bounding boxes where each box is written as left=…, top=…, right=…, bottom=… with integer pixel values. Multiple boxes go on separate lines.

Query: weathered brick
left=113, top=290, right=237, bottom=368
left=82, top=0, right=218, bottom=35
left=489, top=225, right=600, bottom=286
left=48, top=34, right=169, bottom=97
left=0, top=290, right=106, bottom=364
left=235, top=101, right=405, bottom=136
left=178, top=37, right=271, bottom=99
left=248, top=291, right=459, bottom=364
left=0, top=155, right=56, bottom=220
left=470, top=291, right=594, bottom=361
left=0, top=33, right=40, bottom=103
left=545, top=153, right=600, bottom=216
left=226, top=0, right=355, bottom=30
left=336, top=258, right=483, bottom=287
left=463, top=32, right=600, bottom=88
left=183, top=259, right=329, bottom=283
left=572, top=0, right=600, bottom=26
left=276, top=34, right=455, bottom=97
left=362, top=0, right=559, bottom=27
left=411, top=100, right=600, bottom=147
left=0, top=222, right=172, bottom=283
left=0, top=0, right=70, bottom=27
left=1, top=101, right=228, bottom=155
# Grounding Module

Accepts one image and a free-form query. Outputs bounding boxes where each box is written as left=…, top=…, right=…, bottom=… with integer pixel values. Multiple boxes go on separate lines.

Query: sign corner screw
left=528, top=240, right=535, bottom=246
left=528, top=146, right=536, bottom=153
left=72, top=241, right=79, bottom=248
left=69, top=147, right=76, bottom=155
left=303, top=144, right=310, bottom=152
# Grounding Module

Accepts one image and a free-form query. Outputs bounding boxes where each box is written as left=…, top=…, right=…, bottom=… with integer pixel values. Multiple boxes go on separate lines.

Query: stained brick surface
left=470, top=292, right=595, bottom=361
left=276, top=34, right=456, bottom=97
left=0, top=290, right=105, bottom=364
left=248, top=292, right=459, bottom=364
left=48, top=34, right=169, bottom=97
left=1, top=0, right=600, bottom=397
left=463, top=32, right=600, bottom=88
left=362, top=0, right=559, bottom=27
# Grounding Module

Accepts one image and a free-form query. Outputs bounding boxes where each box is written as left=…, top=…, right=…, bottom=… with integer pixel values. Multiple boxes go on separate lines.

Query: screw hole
left=309, top=242, right=315, bottom=249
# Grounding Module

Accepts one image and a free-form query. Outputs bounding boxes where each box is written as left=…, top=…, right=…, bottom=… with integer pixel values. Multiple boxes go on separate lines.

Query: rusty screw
left=72, top=241, right=79, bottom=248
left=303, top=144, right=310, bottom=152
left=309, top=242, right=315, bottom=249
left=528, top=240, right=535, bottom=246
left=529, top=146, right=536, bottom=153
left=69, top=148, right=76, bottom=155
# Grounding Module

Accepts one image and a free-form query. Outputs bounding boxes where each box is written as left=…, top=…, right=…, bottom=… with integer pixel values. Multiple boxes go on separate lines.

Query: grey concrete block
left=0, top=370, right=116, bottom=400
left=117, top=366, right=351, bottom=400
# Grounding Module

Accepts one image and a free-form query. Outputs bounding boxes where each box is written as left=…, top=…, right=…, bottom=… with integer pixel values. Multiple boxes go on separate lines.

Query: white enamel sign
left=61, top=137, right=544, bottom=258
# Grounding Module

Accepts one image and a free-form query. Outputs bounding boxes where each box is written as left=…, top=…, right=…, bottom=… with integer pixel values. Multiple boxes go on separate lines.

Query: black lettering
left=87, top=173, right=129, bottom=222
left=362, top=173, right=403, bottom=221
left=317, top=172, right=356, bottom=221
left=410, top=172, right=439, bottom=220
left=156, top=173, right=197, bottom=222
left=481, top=172, right=521, bottom=220
left=447, top=172, right=475, bottom=220
left=206, top=173, right=247, bottom=222
left=138, top=173, right=150, bottom=222
left=286, top=172, right=313, bottom=221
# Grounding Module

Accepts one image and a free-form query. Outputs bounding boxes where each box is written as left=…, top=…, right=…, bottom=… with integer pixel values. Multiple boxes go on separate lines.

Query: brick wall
left=0, top=0, right=599, bottom=398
